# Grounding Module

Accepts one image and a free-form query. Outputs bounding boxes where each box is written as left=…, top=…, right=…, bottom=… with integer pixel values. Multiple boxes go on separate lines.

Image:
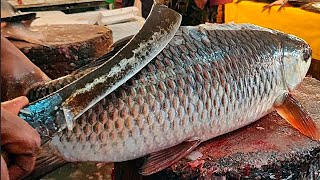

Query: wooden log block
left=114, top=77, right=320, bottom=180
left=11, top=24, right=113, bottom=79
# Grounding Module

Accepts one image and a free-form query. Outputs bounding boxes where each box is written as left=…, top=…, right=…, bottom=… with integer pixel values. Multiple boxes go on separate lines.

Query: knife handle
left=18, top=94, right=66, bottom=143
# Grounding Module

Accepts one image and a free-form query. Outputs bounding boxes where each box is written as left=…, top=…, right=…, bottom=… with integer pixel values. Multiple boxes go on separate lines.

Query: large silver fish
left=26, top=23, right=319, bottom=179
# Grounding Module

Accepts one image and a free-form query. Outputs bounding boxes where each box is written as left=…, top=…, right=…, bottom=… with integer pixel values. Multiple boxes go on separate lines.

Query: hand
left=1, top=96, right=41, bottom=180
left=1, top=22, right=7, bottom=28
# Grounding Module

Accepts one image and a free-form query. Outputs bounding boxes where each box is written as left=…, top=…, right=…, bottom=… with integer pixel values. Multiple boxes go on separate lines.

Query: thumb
left=1, top=96, right=29, bottom=115
left=1, top=22, right=7, bottom=28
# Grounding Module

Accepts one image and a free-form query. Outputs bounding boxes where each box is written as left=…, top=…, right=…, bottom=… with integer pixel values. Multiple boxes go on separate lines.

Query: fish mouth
left=289, top=56, right=311, bottom=92
left=302, top=45, right=312, bottom=62
left=299, top=44, right=312, bottom=85
left=300, top=56, right=312, bottom=77
left=300, top=44, right=312, bottom=84
left=281, top=37, right=312, bottom=93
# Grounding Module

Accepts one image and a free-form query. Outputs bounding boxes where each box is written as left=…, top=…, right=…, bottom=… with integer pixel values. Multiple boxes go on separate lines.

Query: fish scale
left=27, top=24, right=311, bottom=164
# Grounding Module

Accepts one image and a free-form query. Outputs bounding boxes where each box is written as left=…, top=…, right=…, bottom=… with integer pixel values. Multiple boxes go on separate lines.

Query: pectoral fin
left=275, top=93, right=319, bottom=141
left=140, top=139, right=201, bottom=176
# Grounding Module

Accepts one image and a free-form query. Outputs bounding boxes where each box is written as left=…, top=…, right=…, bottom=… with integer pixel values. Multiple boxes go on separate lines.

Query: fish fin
left=139, top=139, right=201, bottom=176
left=275, top=93, right=320, bottom=141
left=23, top=147, right=68, bottom=180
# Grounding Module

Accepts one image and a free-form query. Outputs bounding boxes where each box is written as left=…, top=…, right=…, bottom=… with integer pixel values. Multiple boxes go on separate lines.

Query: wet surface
left=43, top=163, right=113, bottom=180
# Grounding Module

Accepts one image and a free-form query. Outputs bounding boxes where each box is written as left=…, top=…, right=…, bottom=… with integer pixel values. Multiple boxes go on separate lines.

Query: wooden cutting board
left=11, top=24, right=113, bottom=79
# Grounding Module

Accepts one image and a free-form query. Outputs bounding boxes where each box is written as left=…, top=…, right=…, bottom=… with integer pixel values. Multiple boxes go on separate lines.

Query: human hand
left=1, top=22, right=7, bottom=28
left=1, top=96, right=41, bottom=180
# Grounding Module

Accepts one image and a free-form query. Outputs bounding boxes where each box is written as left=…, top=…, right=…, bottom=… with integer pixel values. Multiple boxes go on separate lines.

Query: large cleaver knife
left=18, top=3, right=182, bottom=143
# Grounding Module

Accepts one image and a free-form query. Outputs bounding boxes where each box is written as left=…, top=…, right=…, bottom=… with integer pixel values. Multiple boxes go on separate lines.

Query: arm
left=1, top=36, right=50, bottom=100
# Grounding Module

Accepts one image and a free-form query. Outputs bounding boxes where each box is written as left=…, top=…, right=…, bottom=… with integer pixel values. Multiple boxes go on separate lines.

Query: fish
left=301, top=2, right=320, bottom=13
left=235, top=0, right=320, bottom=12
left=1, top=0, right=47, bottom=45
left=262, top=0, right=320, bottom=12
left=25, top=23, right=319, bottom=179
left=286, top=0, right=320, bottom=7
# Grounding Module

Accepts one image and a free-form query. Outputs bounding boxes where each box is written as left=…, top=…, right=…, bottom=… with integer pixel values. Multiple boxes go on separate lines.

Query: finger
left=1, top=108, right=41, bottom=151
left=1, top=156, right=10, bottom=180
left=9, top=155, right=36, bottom=180
left=1, top=22, right=7, bottom=28
left=3, top=142, right=39, bottom=156
left=1, top=96, right=29, bottom=115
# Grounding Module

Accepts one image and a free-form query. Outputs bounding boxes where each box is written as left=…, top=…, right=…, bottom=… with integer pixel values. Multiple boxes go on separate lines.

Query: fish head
left=281, top=34, right=312, bottom=91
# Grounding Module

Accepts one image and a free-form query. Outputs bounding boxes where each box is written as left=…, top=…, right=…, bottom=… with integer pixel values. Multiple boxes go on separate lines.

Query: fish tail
left=274, top=93, right=320, bottom=141
left=23, top=147, right=67, bottom=180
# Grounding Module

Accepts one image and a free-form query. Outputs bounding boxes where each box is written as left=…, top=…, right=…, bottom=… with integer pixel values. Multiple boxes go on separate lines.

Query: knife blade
left=18, top=3, right=182, bottom=143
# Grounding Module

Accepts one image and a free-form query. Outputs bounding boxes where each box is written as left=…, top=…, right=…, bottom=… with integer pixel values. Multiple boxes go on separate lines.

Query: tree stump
left=114, top=77, right=320, bottom=180
left=11, top=24, right=113, bottom=79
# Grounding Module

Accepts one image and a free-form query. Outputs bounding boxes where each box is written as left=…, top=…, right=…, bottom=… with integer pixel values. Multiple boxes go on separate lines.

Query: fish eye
left=303, top=47, right=312, bottom=62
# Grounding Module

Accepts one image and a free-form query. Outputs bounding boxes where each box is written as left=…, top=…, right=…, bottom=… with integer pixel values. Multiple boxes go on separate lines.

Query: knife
left=18, top=3, right=182, bottom=143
